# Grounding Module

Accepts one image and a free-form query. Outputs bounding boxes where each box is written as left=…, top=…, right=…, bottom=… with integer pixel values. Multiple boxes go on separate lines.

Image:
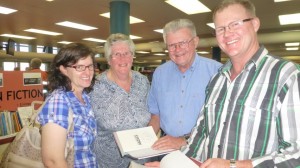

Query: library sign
left=0, top=71, right=44, bottom=111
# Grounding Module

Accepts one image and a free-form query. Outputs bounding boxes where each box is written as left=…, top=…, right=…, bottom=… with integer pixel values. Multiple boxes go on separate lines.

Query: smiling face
left=214, top=4, right=260, bottom=61
left=166, top=28, right=199, bottom=72
left=108, top=41, right=133, bottom=76
left=60, top=56, right=94, bottom=93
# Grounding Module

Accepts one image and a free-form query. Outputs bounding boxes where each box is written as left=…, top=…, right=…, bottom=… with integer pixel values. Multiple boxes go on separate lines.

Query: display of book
left=113, top=126, right=176, bottom=159
left=129, top=150, right=202, bottom=168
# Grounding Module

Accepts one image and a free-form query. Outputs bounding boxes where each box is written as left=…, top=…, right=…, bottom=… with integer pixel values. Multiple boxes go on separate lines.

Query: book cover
left=113, top=126, right=175, bottom=160
left=129, top=151, right=202, bottom=168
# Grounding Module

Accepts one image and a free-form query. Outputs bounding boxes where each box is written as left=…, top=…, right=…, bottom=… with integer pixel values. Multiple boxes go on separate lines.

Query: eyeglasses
left=68, top=64, right=95, bottom=72
left=214, top=18, right=253, bottom=36
left=111, top=51, right=133, bottom=59
left=167, top=37, right=195, bottom=52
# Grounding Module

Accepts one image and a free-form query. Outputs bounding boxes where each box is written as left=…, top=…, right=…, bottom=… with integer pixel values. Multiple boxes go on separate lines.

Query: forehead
left=166, top=28, right=193, bottom=43
left=214, top=4, right=249, bottom=24
left=111, top=41, right=130, bottom=51
left=76, top=56, right=93, bottom=64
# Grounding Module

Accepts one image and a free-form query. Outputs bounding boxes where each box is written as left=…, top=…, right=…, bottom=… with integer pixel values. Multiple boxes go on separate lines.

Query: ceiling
left=0, top=0, right=300, bottom=66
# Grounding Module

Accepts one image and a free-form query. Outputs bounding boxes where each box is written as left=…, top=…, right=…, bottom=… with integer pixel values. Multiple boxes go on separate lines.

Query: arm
left=148, top=114, right=160, bottom=134
left=251, top=70, right=300, bottom=167
left=41, top=123, right=68, bottom=168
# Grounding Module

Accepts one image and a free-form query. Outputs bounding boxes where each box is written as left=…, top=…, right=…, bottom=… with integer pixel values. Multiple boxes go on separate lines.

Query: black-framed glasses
left=214, top=18, right=253, bottom=36
left=167, top=37, right=195, bottom=51
left=111, top=51, right=133, bottom=59
left=67, top=64, right=95, bottom=72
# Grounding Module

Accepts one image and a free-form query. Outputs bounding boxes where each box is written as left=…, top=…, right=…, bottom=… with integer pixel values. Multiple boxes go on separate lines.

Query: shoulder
left=196, top=55, right=222, bottom=67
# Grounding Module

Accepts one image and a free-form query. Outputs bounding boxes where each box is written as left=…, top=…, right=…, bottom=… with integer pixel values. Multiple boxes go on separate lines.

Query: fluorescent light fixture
left=136, top=51, right=150, bottom=54
left=285, top=42, right=299, bottom=47
left=283, top=29, right=300, bottom=32
left=153, top=53, right=166, bottom=56
left=129, top=35, right=142, bottom=39
left=198, top=51, right=210, bottom=54
left=279, top=13, right=300, bottom=25
left=100, top=12, right=145, bottom=24
left=24, top=29, right=62, bottom=36
left=0, top=6, right=17, bottom=14
left=0, top=34, right=35, bottom=39
left=58, top=41, right=73, bottom=44
left=154, top=29, right=164, bottom=34
left=165, top=0, right=211, bottom=15
left=206, top=23, right=215, bottom=29
left=83, top=38, right=106, bottom=43
left=286, top=47, right=299, bottom=50
left=56, top=21, right=97, bottom=30
left=274, top=0, right=292, bottom=2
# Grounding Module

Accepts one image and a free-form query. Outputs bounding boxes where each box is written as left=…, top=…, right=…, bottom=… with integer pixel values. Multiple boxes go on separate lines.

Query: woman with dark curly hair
left=37, top=43, right=98, bottom=168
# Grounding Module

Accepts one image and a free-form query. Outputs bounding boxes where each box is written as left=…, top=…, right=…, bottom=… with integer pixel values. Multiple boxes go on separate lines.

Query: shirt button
left=218, top=145, right=222, bottom=148
left=223, top=122, right=226, bottom=125
left=180, top=105, right=183, bottom=108
left=183, top=76, right=185, bottom=78
left=182, top=90, right=184, bottom=93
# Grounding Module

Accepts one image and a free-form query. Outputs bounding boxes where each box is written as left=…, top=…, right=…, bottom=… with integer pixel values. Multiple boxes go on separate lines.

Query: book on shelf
left=113, top=126, right=176, bottom=160
left=129, top=150, right=202, bottom=168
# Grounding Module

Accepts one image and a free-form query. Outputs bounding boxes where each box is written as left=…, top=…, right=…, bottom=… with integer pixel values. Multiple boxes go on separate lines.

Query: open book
left=113, top=126, right=175, bottom=159
left=129, top=150, right=202, bottom=168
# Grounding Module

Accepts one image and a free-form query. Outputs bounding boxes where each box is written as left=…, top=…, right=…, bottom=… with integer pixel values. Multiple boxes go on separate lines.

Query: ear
left=252, top=17, right=260, bottom=32
left=193, top=36, right=200, bottom=49
left=59, top=65, right=68, bottom=76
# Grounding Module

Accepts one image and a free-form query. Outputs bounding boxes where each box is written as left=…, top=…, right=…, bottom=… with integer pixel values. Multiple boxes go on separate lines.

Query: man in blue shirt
left=148, top=18, right=222, bottom=150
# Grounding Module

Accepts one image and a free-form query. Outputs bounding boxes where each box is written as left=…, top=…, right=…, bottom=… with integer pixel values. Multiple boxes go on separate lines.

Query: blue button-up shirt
left=147, top=54, right=222, bottom=137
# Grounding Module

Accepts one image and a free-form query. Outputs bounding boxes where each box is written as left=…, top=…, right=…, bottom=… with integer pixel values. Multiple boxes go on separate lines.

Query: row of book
left=0, top=111, right=23, bottom=136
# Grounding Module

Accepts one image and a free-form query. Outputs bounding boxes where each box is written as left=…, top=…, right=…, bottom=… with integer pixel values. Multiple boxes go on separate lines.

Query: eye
left=230, top=21, right=241, bottom=28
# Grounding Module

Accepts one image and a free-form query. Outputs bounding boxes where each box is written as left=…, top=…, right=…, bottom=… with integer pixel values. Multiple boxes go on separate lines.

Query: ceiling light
left=279, top=13, right=300, bottom=25
left=206, top=23, right=215, bottom=29
left=0, top=6, right=17, bottom=14
left=24, top=29, right=62, bottom=36
left=274, top=0, right=292, bottom=2
left=129, top=35, right=142, bottom=39
left=136, top=51, right=150, bottom=54
left=285, top=42, right=299, bottom=47
left=56, top=21, right=97, bottom=30
left=154, top=53, right=166, bottom=56
left=100, top=12, right=145, bottom=24
left=154, top=29, right=163, bottom=34
left=0, top=34, right=35, bottom=39
left=286, top=47, right=299, bottom=50
left=198, top=51, right=210, bottom=54
left=58, top=41, right=73, bottom=44
left=165, top=0, right=211, bottom=15
left=83, top=38, right=106, bottom=43
left=283, top=29, right=300, bottom=32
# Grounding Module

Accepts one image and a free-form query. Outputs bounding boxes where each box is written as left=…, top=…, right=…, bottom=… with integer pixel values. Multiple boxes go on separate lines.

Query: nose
left=173, top=43, right=181, bottom=51
left=222, top=27, right=233, bottom=37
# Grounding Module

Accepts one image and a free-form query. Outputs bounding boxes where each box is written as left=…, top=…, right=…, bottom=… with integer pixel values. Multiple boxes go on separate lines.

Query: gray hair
left=104, top=33, right=135, bottom=61
left=213, top=0, right=256, bottom=21
left=163, top=19, right=197, bottom=43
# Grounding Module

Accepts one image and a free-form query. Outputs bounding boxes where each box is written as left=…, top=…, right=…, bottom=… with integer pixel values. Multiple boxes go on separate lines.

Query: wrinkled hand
left=144, top=161, right=160, bottom=168
left=200, top=158, right=229, bottom=168
left=152, top=135, right=186, bottom=150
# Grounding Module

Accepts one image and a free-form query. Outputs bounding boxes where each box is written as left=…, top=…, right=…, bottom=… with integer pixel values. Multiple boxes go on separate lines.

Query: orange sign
left=0, top=71, right=44, bottom=111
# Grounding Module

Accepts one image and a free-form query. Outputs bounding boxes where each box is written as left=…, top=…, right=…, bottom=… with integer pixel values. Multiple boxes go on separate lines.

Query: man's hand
left=200, top=158, right=253, bottom=168
left=152, top=135, right=186, bottom=150
left=144, top=161, right=160, bottom=168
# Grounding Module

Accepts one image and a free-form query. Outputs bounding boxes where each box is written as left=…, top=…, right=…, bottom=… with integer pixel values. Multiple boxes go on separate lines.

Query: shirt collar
left=220, top=45, right=268, bottom=74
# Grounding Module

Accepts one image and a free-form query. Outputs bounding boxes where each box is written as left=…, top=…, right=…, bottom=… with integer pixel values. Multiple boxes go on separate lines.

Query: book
left=113, top=126, right=176, bottom=159
left=129, top=150, right=202, bottom=168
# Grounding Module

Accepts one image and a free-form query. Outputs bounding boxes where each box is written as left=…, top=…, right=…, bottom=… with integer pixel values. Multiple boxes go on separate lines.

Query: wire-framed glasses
left=214, top=18, right=253, bottom=36
left=167, top=37, right=195, bottom=51
left=68, top=64, right=95, bottom=72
